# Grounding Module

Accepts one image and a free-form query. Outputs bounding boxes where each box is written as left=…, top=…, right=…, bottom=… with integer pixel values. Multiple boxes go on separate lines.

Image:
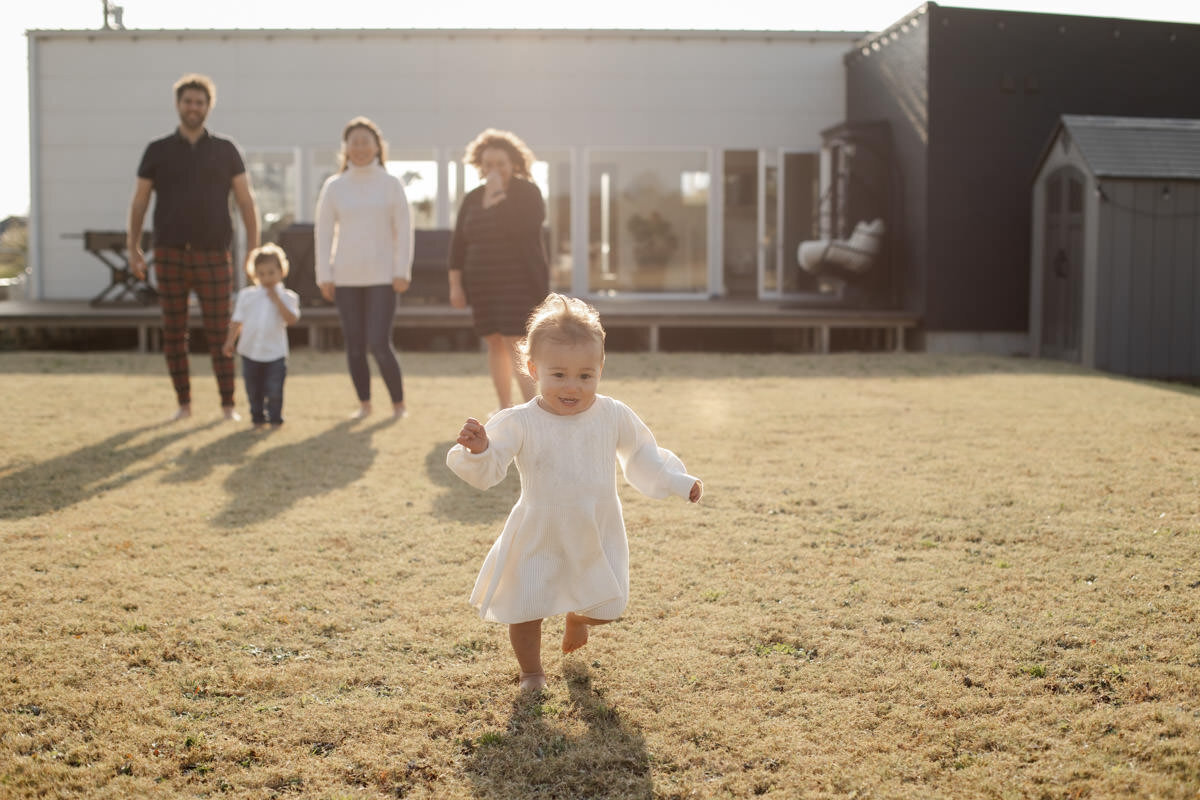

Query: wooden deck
left=0, top=299, right=920, bottom=353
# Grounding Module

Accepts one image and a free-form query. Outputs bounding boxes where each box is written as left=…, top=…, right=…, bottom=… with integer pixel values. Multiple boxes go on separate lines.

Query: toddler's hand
left=457, top=417, right=489, bottom=454
left=689, top=480, right=703, bottom=503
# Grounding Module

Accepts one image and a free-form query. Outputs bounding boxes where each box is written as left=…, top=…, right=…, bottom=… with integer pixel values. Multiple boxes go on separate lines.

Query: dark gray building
left=1031, top=115, right=1200, bottom=380
left=833, top=2, right=1200, bottom=353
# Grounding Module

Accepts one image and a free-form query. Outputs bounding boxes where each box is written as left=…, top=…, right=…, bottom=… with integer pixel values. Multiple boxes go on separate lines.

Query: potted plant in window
left=627, top=211, right=678, bottom=268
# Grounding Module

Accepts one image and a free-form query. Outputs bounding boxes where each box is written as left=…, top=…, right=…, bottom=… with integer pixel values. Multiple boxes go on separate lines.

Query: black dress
left=448, top=177, right=550, bottom=337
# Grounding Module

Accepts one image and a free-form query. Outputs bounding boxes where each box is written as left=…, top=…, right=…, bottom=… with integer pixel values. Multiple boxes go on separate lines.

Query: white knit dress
left=446, top=395, right=700, bottom=624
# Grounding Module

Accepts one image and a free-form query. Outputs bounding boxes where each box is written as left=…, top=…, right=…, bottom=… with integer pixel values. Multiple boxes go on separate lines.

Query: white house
left=27, top=27, right=861, bottom=302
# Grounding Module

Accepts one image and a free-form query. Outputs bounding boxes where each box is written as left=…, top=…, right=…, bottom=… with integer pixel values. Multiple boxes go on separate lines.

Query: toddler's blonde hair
left=520, top=293, right=606, bottom=370
left=246, top=243, right=291, bottom=283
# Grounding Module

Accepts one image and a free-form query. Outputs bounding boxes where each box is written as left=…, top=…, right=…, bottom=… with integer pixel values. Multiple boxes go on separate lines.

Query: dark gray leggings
left=334, top=284, right=404, bottom=403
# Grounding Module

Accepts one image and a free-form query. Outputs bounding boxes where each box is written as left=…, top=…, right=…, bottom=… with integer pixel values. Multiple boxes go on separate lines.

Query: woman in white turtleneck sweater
left=315, top=117, right=414, bottom=419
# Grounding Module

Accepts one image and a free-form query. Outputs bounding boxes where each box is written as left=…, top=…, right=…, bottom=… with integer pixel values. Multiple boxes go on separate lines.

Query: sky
left=4, top=0, right=1200, bottom=220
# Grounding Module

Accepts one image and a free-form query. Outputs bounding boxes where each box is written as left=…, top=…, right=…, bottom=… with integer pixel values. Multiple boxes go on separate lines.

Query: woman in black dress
left=448, top=129, right=550, bottom=413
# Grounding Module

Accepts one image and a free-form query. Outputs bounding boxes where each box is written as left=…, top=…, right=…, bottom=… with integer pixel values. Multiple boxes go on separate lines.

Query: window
left=386, top=157, right=438, bottom=230
left=588, top=150, right=708, bottom=295
left=245, top=149, right=299, bottom=244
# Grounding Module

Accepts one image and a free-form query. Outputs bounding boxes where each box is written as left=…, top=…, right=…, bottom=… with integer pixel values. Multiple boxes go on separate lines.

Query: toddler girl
left=447, top=293, right=702, bottom=691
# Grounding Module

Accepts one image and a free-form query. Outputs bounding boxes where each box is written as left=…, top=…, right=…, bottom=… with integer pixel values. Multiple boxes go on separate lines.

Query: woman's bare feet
left=562, top=612, right=590, bottom=654
left=222, top=406, right=241, bottom=421
left=169, top=404, right=192, bottom=422
left=350, top=402, right=371, bottom=420
left=518, top=671, right=547, bottom=692
left=392, top=402, right=408, bottom=419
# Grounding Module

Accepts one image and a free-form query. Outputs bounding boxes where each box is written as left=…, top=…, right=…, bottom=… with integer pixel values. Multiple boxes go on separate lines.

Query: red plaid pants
left=154, top=248, right=235, bottom=407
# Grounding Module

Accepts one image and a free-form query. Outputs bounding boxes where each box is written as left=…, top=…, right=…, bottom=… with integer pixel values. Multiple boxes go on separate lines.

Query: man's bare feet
left=222, top=406, right=241, bottom=421
left=170, top=404, right=192, bottom=422
left=350, top=402, right=371, bottom=420
left=562, top=612, right=590, bottom=654
left=392, top=403, right=408, bottom=419
left=518, top=671, right=547, bottom=691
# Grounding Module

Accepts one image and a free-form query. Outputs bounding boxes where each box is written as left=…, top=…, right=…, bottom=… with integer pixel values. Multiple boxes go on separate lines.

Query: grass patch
left=0, top=350, right=1198, bottom=798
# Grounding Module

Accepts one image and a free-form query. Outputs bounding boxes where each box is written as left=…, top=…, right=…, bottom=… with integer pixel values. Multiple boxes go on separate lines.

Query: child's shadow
left=467, top=663, right=652, bottom=799
left=212, top=419, right=391, bottom=528
left=425, top=440, right=520, bottom=525
left=160, top=428, right=261, bottom=484
left=0, top=421, right=215, bottom=520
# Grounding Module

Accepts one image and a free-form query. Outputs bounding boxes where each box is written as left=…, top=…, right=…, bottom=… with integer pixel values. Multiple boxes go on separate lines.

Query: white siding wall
left=29, top=29, right=857, bottom=299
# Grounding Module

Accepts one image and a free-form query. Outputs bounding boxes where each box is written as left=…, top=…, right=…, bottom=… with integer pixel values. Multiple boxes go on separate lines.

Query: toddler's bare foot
left=562, top=612, right=590, bottom=654
left=170, top=404, right=192, bottom=422
left=349, top=403, right=371, bottom=420
left=518, top=671, right=547, bottom=692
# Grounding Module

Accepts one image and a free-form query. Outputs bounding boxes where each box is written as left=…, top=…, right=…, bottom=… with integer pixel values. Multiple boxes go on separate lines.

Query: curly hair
left=463, top=128, right=536, bottom=179
left=246, top=243, right=291, bottom=282
left=338, top=116, right=388, bottom=171
left=519, top=294, right=606, bottom=369
left=173, top=73, right=216, bottom=106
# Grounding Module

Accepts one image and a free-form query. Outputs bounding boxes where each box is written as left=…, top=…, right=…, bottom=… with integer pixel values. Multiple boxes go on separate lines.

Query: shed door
left=1041, top=167, right=1085, bottom=361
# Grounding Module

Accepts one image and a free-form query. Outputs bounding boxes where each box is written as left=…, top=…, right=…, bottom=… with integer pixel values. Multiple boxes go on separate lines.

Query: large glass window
left=387, top=152, right=438, bottom=230
left=588, top=150, right=708, bottom=295
left=310, top=148, right=339, bottom=219
left=245, top=149, right=299, bottom=244
left=760, top=150, right=820, bottom=298
left=781, top=153, right=819, bottom=294
left=722, top=150, right=758, bottom=299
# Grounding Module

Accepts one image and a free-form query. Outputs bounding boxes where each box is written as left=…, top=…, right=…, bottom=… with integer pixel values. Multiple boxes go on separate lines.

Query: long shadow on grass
left=160, top=428, right=261, bottom=484
left=211, top=418, right=391, bottom=528
left=467, top=662, right=652, bottom=799
left=425, top=440, right=520, bottom=525
left=0, top=421, right=215, bottom=520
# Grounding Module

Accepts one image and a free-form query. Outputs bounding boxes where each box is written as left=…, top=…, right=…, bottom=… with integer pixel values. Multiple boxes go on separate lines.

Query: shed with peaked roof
left=1030, top=115, right=1200, bottom=380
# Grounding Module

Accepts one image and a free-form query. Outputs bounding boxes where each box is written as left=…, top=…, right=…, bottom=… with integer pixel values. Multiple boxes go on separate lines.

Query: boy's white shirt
left=231, top=284, right=301, bottom=362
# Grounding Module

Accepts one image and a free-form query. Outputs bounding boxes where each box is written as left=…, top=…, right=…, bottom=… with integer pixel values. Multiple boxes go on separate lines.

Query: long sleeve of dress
left=314, top=179, right=337, bottom=285
left=391, top=178, right=414, bottom=281
left=446, top=409, right=524, bottom=491
left=615, top=401, right=700, bottom=500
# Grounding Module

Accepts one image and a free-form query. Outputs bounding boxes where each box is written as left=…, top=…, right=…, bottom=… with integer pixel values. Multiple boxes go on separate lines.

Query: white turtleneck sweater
left=314, top=163, right=414, bottom=286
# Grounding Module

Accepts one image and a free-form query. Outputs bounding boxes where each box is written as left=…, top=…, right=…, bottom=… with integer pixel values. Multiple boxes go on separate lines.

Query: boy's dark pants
left=242, top=356, right=287, bottom=425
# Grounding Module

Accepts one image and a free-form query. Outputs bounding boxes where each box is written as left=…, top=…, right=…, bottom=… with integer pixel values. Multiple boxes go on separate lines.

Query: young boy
left=222, top=244, right=301, bottom=429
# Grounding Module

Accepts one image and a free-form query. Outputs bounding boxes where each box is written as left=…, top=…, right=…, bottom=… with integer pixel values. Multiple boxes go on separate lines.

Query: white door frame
left=758, top=147, right=824, bottom=301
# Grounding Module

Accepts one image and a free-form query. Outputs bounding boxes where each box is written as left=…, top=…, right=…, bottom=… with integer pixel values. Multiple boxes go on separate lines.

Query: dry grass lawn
left=1, top=350, right=1198, bottom=799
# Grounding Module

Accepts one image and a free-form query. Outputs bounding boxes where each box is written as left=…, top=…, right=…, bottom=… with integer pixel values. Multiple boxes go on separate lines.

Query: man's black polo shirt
left=137, top=129, right=246, bottom=251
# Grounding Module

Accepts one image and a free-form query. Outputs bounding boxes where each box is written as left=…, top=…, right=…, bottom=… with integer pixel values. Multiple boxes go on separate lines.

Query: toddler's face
left=528, top=339, right=604, bottom=416
left=254, top=259, right=283, bottom=288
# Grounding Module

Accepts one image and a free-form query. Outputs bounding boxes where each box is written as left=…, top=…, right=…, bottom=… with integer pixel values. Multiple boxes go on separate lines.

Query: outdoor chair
left=797, top=218, right=886, bottom=295
left=84, top=230, right=157, bottom=307
left=403, top=229, right=452, bottom=305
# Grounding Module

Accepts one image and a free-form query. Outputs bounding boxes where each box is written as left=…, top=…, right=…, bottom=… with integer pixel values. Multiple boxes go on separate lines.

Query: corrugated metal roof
left=1061, top=115, right=1200, bottom=179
